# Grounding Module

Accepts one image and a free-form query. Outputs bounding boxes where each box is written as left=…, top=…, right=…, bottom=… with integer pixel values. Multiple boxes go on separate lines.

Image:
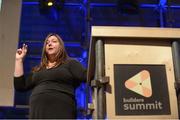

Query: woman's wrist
left=14, top=59, right=24, bottom=77
left=15, top=58, right=24, bottom=62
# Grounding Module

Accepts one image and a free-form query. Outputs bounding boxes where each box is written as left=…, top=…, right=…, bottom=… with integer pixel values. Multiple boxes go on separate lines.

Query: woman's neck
left=47, top=60, right=57, bottom=69
left=48, top=55, right=56, bottom=62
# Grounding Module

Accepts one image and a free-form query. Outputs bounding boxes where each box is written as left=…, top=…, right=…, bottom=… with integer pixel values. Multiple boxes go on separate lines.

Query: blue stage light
left=82, top=50, right=87, bottom=58
left=159, top=0, right=167, bottom=6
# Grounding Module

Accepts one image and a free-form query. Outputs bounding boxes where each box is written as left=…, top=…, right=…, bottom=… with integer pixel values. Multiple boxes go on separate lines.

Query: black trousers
left=29, top=91, right=76, bottom=119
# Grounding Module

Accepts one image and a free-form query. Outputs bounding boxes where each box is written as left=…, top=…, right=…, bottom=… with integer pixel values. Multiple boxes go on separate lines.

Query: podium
left=87, top=26, right=180, bottom=119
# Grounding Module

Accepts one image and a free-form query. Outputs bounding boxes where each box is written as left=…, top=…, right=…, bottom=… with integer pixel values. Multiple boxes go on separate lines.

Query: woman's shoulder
left=64, top=58, right=84, bottom=69
left=66, top=58, right=80, bottom=64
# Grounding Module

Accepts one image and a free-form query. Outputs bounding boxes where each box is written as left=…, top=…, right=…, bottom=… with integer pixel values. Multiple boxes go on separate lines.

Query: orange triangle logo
left=125, top=70, right=152, bottom=98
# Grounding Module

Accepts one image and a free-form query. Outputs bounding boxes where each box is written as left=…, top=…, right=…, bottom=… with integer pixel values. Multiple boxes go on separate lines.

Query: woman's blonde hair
left=32, top=33, right=69, bottom=72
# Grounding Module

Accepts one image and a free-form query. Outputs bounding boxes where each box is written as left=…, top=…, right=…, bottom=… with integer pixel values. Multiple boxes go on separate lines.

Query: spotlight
left=39, top=0, right=65, bottom=14
left=47, top=1, right=53, bottom=7
left=39, top=0, right=55, bottom=8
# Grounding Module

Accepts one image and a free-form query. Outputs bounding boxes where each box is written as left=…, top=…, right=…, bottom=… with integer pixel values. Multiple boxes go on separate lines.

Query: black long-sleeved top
left=14, top=59, right=87, bottom=97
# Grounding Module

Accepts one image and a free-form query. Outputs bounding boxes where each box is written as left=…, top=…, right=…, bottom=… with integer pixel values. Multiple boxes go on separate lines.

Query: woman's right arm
left=14, top=44, right=34, bottom=91
left=14, top=44, right=27, bottom=77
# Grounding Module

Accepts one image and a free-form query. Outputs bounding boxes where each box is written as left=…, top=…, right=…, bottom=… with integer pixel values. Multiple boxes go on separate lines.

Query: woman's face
left=45, top=35, right=61, bottom=57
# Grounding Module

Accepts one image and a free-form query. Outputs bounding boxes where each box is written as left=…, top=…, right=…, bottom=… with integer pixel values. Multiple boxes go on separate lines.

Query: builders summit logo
left=114, top=64, right=171, bottom=115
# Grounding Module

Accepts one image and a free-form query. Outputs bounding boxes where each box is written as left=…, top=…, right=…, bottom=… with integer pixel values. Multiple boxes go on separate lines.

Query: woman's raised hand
left=16, top=44, right=28, bottom=61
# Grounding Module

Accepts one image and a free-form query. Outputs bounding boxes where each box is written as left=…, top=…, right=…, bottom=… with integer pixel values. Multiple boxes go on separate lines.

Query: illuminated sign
left=114, top=64, right=170, bottom=115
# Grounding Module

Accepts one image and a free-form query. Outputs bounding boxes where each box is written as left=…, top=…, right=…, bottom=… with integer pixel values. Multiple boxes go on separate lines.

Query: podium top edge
left=91, top=26, right=180, bottom=39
